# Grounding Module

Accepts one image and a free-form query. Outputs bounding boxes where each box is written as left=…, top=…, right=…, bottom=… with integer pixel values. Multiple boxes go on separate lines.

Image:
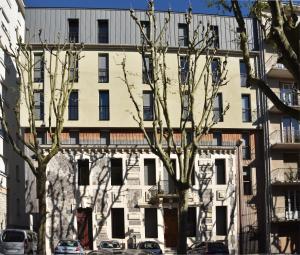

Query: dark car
left=187, top=241, right=229, bottom=254
left=136, top=241, right=162, bottom=255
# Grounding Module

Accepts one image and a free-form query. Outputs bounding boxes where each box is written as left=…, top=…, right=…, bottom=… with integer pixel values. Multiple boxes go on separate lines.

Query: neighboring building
left=0, top=0, right=25, bottom=230
left=23, top=8, right=265, bottom=254
left=263, top=21, right=300, bottom=254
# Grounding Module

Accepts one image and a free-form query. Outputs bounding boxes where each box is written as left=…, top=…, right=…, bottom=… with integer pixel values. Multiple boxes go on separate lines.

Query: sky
left=24, top=0, right=252, bottom=15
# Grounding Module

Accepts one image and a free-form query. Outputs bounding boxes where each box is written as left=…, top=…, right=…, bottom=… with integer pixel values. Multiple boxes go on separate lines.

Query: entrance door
left=164, top=208, right=178, bottom=248
left=77, top=208, right=93, bottom=250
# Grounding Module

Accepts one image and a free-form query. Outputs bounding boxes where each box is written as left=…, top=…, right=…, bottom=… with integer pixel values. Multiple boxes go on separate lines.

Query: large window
left=78, top=159, right=89, bottom=186
left=68, top=91, right=78, bottom=120
left=243, top=167, right=252, bottom=195
left=98, top=20, right=109, bottom=43
left=215, top=159, right=226, bottom=185
left=145, top=208, right=158, bottom=238
left=68, top=19, right=79, bottom=43
left=144, top=159, right=156, bottom=185
left=242, top=95, right=251, bottom=122
left=69, top=54, right=78, bottom=82
left=281, top=117, right=300, bottom=143
left=99, top=91, right=109, bottom=120
left=111, top=208, right=125, bottom=238
left=216, top=206, right=227, bottom=235
left=180, top=56, right=189, bottom=84
left=213, top=93, right=223, bottom=122
left=142, top=55, right=153, bottom=84
left=140, top=21, right=150, bottom=45
left=98, top=54, right=109, bottom=83
left=211, top=58, right=221, bottom=84
left=210, top=25, right=219, bottom=48
left=178, top=23, right=188, bottom=47
left=34, top=90, right=44, bottom=120
left=34, top=53, right=44, bottom=82
left=111, top=158, right=123, bottom=186
left=241, top=133, right=251, bottom=159
left=187, top=207, right=196, bottom=237
left=280, top=83, right=298, bottom=106
left=240, top=60, right=247, bottom=87
left=143, top=91, right=153, bottom=121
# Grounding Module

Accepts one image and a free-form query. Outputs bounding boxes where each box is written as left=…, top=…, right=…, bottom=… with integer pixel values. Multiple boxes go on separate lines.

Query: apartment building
left=0, top=0, right=25, bottom=230
left=23, top=8, right=265, bottom=254
left=264, top=25, right=300, bottom=255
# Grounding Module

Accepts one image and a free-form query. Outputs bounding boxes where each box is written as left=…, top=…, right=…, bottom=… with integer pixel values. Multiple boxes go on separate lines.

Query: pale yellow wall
left=20, top=50, right=258, bottom=130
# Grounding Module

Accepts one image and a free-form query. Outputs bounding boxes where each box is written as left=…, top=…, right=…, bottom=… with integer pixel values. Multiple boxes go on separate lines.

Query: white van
left=0, top=229, right=37, bottom=254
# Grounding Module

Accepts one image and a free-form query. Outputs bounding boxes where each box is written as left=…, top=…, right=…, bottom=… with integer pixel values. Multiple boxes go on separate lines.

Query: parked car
left=0, top=229, right=37, bottom=255
left=97, top=240, right=123, bottom=254
left=136, top=241, right=162, bottom=255
left=187, top=241, right=229, bottom=254
left=54, top=239, right=84, bottom=254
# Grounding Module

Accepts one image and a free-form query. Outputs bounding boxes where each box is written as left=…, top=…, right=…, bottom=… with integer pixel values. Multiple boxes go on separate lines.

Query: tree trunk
left=36, top=166, right=47, bottom=255
left=177, top=188, right=189, bottom=254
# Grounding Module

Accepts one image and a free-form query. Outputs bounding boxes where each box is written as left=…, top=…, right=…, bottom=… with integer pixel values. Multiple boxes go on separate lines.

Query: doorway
left=77, top=207, right=93, bottom=250
left=164, top=208, right=178, bottom=248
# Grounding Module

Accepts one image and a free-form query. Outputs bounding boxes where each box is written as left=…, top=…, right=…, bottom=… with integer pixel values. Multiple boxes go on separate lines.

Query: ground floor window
left=187, top=207, right=196, bottom=237
left=145, top=208, right=158, bottom=238
left=216, top=206, right=227, bottom=235
left=111, top=208, right=125, bottom=238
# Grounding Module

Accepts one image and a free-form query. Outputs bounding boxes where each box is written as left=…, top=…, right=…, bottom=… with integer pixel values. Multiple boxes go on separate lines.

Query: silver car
left=0, top=229, right=37, bottom=255
left=54, top=239, right=84, bottom=255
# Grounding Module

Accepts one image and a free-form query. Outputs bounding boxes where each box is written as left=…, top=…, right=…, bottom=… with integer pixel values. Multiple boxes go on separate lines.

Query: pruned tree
left=122, top=1, right=229, bottom=253
left=218, top=0, right=300, bottom=120
left=0, top=32, right=83, bottom=254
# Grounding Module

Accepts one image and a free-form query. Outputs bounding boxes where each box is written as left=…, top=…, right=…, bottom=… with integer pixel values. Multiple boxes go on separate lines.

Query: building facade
left=0, top=0, right=25, bottom=230
left=22, top=8, right=265, bottom=254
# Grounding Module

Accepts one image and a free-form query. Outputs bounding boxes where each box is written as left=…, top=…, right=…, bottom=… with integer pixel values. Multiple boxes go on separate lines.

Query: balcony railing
left=270, top=130, right=300, bottom=144
left=272, top=207, right=300, bottom=222
left=269, top=91, right=300, bottom=112
left=271, top=168, right=300, bottom=184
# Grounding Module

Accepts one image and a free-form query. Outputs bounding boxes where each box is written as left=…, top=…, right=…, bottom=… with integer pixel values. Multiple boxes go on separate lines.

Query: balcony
left=270, top=130, right=300, bottom=150
left=271, top=168, right=300, bottom=185
left=267, top=63, right=293, bottom=79
left=272, top=207, right=300, bottom=222
left=268, top=91, right=300, bottom=113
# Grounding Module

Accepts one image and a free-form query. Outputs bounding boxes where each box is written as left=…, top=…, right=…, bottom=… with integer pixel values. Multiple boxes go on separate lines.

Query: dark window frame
left=98, top=54, right=109, bottom=83
left=215, top=159, right=226, bottom=185
left=241, top=133, right=251, bottom=160
left=140, top=21, right=150, bottom=45
left=239, top=60, right=247, bottom=87
left=243, top=166, right=252, bottom=195
left=34, top=90, right=44, bottom=121
left=68, top=19, right=79, bottom=43
left=68, top=90, right=79, bottom=120
left=210, top=25, right=219, bottom=48
left=78, top=159, right=89, bottom=186
left=142, top=55, right=153, bottom=84
left=98, top=20, right=109, bottom=43
left=111, top=158, right=123, bottom=186
left=143, top=91, right=154, bottom=121
left=33, top=53, right=44, bottom=83
left=242, top=94, right=252, bottom=122
left=213, top=93, right=223, bottom=122
left=216, top=206, right=227, bottom=235
left=99, top=90, right=110, bottom=121
left=178, top=23, right=189, bottom=47
left=144, top=158, right=156, bottom=186
left=145, top=208, right=158, bottom=238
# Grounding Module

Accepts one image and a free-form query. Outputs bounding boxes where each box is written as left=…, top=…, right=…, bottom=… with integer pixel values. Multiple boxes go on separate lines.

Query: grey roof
left=25, top=8, right=257, bottom=51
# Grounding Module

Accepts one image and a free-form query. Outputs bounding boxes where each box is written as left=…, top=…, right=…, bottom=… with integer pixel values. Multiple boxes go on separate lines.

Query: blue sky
left=24, top=0, right=252, bottom=15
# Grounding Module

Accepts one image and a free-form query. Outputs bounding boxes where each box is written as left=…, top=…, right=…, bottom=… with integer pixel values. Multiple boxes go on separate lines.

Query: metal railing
left=271, top=168, right=300, bottom=183
left=280, top=91, right=300, bottom=107
left=98, top=69, right=109, bottom=83
left=270, top=130, right=300, bottom=144
left=272, top=207, right=300, bottom=221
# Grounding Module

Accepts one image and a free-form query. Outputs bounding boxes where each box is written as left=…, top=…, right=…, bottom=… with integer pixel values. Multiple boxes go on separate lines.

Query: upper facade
left=25, top=8, right=257, bottom=51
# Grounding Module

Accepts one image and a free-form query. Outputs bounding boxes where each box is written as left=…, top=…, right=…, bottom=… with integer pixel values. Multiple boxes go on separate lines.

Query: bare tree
left=122, top=1, right=229, bottom=253
left=0, top=32, right=83, bottom=254
left=218, top=0, right=300, bottom=120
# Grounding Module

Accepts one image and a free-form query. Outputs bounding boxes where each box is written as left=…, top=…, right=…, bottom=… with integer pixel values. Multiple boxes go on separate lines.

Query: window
left=34, top=90, right=44, bottom=120
left=180, top=56, right=189, bottom=84
left=33, top=53, right=44, bottom=82
left=243, top=167, right=252, bottom=195
left=142, top=55, right=153, bottom=84
left=215, top=159, right=226, bottom=185
left=211, top=58, right=221, bottom=84
left=145, top=208, right=158, bottom=238
left=78, top=159, right=89, bottom=185
left=98, top=20, right=109, bottom=43
left=68, top=19, right=79, bottom=43
left=240, top=60, right=247, bottom=87
left=141, top=21, right=150, bottom=45
left=67, top=53, right=78, bottom=82
left=98, top=54, right=109, bottom=83
left=100, top=131, right=110, bottom=145
left=69, top=131, right=79, bottom=144
left=281, top=117, right=300, bottom=143
left=280, top=83, right=298, bottom=106
left=242, top=95, right=251, bottom=122
left=213, top=132, right=222, bottom=146
left=37, top=131, right=46, bottom=145
left=213, top=93, right=223, bottom=122
left=210, top=25, right=219, bottom=48
left=187, top=207, right=196, bottom=237
left=178, top=23, right=188, bottom=46
left=182, top=93, right=191, bottom=121
left=216, top=206, right=227, bottom=235
left=144, top=159, right=156, bottom=185
left=111, top=158, right=123, bottom=186
left=143, top=91, right=153, bottom=121
left=111, top=208, right=125, bottom=238
left=99, top=91, right=109, bottom=120
left=241, top=133, right=251, bottom=159
left=68, top=91, right=78, bottom=120
left=162, top=160, right=176, bottom=194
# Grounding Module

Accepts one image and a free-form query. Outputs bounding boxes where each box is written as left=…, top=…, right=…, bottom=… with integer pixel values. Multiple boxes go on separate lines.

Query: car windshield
left=58, top=240, right=79, bottom=247
left=101, top=241, right=120, bottom=248
left=140, top=242, right=160, bottom=249
left=2, top=231, right=25, bottom=242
